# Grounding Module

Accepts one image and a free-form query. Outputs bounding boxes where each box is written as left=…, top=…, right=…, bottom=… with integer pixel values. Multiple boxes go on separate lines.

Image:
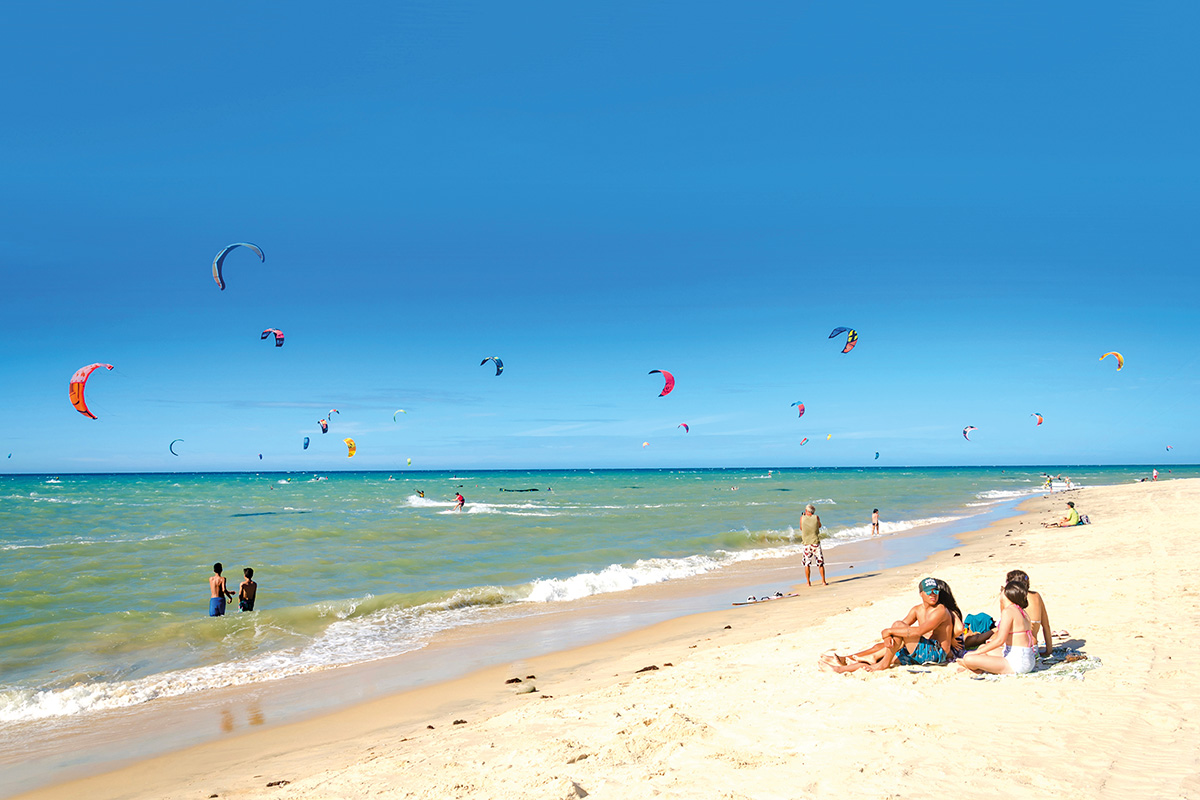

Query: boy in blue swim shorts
left=209, top=562, right=233, bottom=616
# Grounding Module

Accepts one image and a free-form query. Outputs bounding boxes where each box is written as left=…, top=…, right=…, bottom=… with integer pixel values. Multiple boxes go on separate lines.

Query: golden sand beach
left=18, top=479, right=1200, bottom=799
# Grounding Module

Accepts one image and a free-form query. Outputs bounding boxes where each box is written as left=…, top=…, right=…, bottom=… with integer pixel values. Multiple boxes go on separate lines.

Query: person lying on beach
left=1006, top=569, right=1057, bottom=656
left=819, top=577, right=964, bottom=672
left=1043, top=501, right=1081, bottom=527
left=956, top=580, right=1037, bottom=676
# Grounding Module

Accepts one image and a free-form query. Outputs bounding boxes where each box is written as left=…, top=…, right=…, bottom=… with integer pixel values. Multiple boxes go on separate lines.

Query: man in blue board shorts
left=209, top=563, right=233, bottom=616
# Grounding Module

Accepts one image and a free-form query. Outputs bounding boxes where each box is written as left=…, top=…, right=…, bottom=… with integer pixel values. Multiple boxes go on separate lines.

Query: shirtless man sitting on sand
left=819, top=578, right=964, bottom=672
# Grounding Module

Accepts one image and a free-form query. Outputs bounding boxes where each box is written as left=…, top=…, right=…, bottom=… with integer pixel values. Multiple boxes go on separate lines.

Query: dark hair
left=213, top=562, right=223, bottom=574
left=873, top=508, right=878, bottom=513
left=1006, top=569, right=1030, bottom=589
left=1003, top=580, right=1029, bottom=608
left=1067, top=501, right=1075, bottom=508
left=244, top=567, right=254, bottom=578
left=933, top=578, right=964, bottom=625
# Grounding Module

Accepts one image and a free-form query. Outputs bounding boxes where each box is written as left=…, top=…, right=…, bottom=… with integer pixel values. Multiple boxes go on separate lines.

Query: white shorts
left=1003, top=645, right=1036, bottom=675
left=802, top=543, right=824, bottom=567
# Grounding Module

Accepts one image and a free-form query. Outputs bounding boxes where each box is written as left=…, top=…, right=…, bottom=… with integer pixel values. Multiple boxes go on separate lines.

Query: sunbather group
left=819, top=570, right=1062, bottom=677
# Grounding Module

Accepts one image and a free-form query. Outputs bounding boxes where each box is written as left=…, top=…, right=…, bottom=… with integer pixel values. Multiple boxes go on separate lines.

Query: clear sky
left=2, top=1, right=1196, bottom=473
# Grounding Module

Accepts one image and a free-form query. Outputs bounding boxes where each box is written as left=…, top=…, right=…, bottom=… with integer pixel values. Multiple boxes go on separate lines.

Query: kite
left=799, top=437, right=809, bottom=446
left=211, top=243, right=265, bottom=291
left=791, top=401, right=805, bottom=418
left=258, top=453, right=263, bottom=460
left=68, top=363, right=114, bottom=419
left=318, top=419, right=329, bottom=433
left=826, top=434, right=832, bottom=440
left=407, top=457, right=412, bottom=466
left=1166, top=445, right=1174, bottom=451
left=875, top=452, right=880, bottom=460
left=260, top=328, right=285, bottom=347
left=169, top=439, right=184, bottom=457
left=642, top=442, right=650, bottom=448
left=829, top=327, right=858, bottom=354
left=344, top=438, right=356, bottom=458
left=329, top=409, right=340, bottom=419
left=963, top=426, right=977, bottom=441
left=649, top=369, right=675, bottom=397
left=1031, top=413, right=1044, bottom=426
left=678, top=423, right=689, bottom=433
left=303, top=437, right=310, bottom=450
left=393, top=409, right=407, bottom=421
left=1100, top=352, right=1124, bottom=371
left=480, top=357, right=504, bottom=376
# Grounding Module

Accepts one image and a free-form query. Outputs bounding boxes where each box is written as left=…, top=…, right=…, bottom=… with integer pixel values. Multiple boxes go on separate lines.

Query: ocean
left=0, top=465, right=1183, bottom=735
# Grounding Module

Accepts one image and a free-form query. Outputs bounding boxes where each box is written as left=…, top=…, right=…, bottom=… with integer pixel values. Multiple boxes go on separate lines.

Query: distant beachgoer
left=239, top=568, right=257, bottom=612
left=819, top=577, right=963, bottom=672
left=800, top=504, right=826, bottom=587
left=1044, top=501, right=1080, bottom=527
left=1152, top=469, right=1158, bottom=482
left=417, top=490, right=425, bottom=498
left=1006, top=570, right=1055, bottom=656
left=209, top=563, right=233, bottom=617
left=957, top=580, right=1036, bottom=675
left=871, top=509, right=880, bottom=536
left=455, top=492, right=465, bottom=511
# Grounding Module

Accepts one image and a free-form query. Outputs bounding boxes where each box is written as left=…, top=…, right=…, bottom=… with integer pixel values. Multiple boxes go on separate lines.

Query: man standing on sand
left=209, top=563, right=233, bottom=617
left=800, top=504, right=827, bottom=587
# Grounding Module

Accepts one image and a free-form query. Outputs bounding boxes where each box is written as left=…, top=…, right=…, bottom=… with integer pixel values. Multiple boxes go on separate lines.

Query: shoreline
left=11, top=488, right=1068, bottom=800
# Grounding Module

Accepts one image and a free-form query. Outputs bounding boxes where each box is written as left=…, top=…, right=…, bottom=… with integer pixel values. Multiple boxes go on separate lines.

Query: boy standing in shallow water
left=239, top=568, right=257, bottom=612
left=209, top=563, right=233, bottom=617
left=872, top=509, right=880, bottom=535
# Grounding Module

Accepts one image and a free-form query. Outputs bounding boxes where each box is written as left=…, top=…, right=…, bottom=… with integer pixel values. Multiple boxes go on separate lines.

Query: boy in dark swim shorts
left=239, top=567, right=257, bottom=612
left=209, top=563, right=233, bottom=617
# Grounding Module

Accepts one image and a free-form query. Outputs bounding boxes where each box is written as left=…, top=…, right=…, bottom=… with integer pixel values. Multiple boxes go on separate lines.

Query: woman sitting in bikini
left=1006, top=569, right=1058, bottom=656
left=957, top=580, right=1037, bottom=675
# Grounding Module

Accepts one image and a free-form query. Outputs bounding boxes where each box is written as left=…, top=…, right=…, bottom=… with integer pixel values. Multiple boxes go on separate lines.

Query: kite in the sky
left=678, top=423, right=689, bottom=433
left=1166, top=445, right=1174, bottom=451
left=407, top=457, right=412, bottom=466
left=169, top=439, right=184, bottom=456
left=480, top=357, right=504, bottom=376
left=963, top=426, right=977, bottom=441
left=318, top=419, right=329, bottom=433
left=303, top=437, right=310, bottom=450
left=344, top=438, right=356, bottom=458
left=875, top=452, right=880, bottom=460
left=258, top=453, right=263, bottom=460
left=826, top=434, right=832, bottom=440
left=68, top=363, right=114, bottom=419
left=649, top=369, right=675, bottom=397
left=393, top=409, right=407, bottom=421
left=260, top=328, right=284, bottom=347
left=642, top=441, right=650, bottom=448
left=1100, top=352, right=1124, bottom=371
left=799, top=437, right=809, bottom=446
left=329, top=409, right=340, bottom=419
left=829, top=327, right=858, bottom=354
left=211, top=243, right=264, bottom=291
left=1031, top=413, right=1044, bottom=426
left=791, top=401, right=805, bottom=418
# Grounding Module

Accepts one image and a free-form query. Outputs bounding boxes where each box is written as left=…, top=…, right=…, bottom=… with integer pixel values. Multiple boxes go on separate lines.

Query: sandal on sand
left=1052, top=630, right=1070, bottom=638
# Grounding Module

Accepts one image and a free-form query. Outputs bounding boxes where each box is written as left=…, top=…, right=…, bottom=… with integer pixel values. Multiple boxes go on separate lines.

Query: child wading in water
left=957, top=580, right=1037, bottom=675
left=239, top=567, right=257, bottom=612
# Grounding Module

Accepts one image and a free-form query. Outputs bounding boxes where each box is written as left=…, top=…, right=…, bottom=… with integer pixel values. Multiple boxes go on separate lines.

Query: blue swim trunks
left=209, top=597, right=226, bottom=617
left=896, top=637, right=948, bottom=665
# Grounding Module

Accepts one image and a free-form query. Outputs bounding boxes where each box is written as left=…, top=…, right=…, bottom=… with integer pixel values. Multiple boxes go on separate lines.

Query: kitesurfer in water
left=455, top=492, right=465, bottom=512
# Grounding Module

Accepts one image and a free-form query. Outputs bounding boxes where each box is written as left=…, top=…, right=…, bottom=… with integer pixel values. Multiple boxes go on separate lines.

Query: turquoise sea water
left=0, top=465, right=1187, bottom=730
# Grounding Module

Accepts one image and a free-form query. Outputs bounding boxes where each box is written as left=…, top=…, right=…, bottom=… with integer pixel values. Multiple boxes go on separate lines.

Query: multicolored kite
left=1100, top=351, right=1124, bottom=371
left=480, top=357, right=504, bottom=376
left=68, top=363, right=114, bottom=419
left=393, top=409, right=407, bottom=421
left=678, top=423, right=689, bottom=433
left=211, top=243, right=264, bottom=291
left=260, top=328, right=284, bottom=347
left=791, top=401, right=805, bottom=418
left=649, top=369, right=675, bottom=397
left=318, top=419, right=329, bottom=434
left=963, top=426, right=977, bottom=441
left=799, top=437, right=809, bottom=446
left=1031, top=413, right=1044, bottom=426
left=344, top=438, right=356, bottom=458
left=829, top=327, right=858, bottom=354
left=328, top=409, right=340, bottom=419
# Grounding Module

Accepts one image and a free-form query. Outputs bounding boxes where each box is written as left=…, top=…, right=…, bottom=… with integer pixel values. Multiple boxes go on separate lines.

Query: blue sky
left=2, top=1, right=1197, bottom=472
